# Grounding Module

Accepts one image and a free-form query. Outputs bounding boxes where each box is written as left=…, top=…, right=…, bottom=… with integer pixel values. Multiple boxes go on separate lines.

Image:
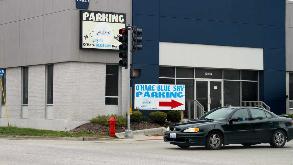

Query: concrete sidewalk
left=115, top=127, right=166, bottom=139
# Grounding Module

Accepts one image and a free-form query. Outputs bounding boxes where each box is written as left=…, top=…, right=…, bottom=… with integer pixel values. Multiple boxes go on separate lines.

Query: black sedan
left=164, top=107, right=293, bottom=150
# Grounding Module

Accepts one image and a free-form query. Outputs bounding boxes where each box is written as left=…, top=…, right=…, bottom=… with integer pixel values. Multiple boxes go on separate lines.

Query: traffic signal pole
left=124, top=26, right=133, bottom=138
left=118, top=26, right=142, bottom=138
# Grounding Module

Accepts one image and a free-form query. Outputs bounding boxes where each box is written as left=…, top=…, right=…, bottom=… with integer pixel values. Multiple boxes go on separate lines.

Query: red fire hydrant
left=108, top=116, right=117, bottom=137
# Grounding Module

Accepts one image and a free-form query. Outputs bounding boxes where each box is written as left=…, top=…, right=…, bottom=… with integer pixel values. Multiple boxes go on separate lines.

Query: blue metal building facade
left=132, top=0, right=286, bottom=114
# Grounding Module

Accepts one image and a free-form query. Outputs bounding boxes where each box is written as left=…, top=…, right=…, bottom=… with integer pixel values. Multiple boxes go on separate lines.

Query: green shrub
left=288, top=114, right=293, bottom=119
left=90, top=115, right=109, bottom=126
left=149, top=111, right=167, bottom=125
left=167, top=111, right=181, bottom=123
left=131, top=111, right=143, bottom=123
left=115, top=115, right=127, bottom=127
left=90, top=115, right=127, bottom=127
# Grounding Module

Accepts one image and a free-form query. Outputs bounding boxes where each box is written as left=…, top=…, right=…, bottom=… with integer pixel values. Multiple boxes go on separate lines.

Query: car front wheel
left=206, top=132, right=223, bottom=150
left=270, top=130, right=286, bottom=148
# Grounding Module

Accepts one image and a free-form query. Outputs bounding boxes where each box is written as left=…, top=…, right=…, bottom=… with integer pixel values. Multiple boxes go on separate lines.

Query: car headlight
left=183, top=127, right=200, bottom=133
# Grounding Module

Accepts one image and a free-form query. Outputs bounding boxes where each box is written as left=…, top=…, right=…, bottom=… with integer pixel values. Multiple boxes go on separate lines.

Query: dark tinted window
left=224, top=81, right=240, bottom=106
left=0, top=70, right=6, bottom=105
left=159, top=67, right=175, bottom=77
left=47, top=65, right=54, bottom=104
left=224, top=70, right=240, bottom=80
left=105, top=98, right=118, bottom=105
left=159, top=78, right=175, bottom=84
left=105, top=65, right=118, bottom=105
left=176, top=68, right=194, bottom=78
left=241, top=71, right=258, bottom=81
left=22, top=67, right=28, bottom=105
left=176, top=79, right=194, bottom=117
left=231, top=109, right=249, bottom=121
left=289, top=73, right=293, bottom=100
left=250, top=109, right=266, bottom=119
left=242, top=82, right=258, bottom=101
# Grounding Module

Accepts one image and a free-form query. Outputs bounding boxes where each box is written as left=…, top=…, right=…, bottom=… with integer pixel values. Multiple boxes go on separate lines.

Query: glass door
left=196, top=80, right=223, bottom=111
left=210, top=81, right=222, bottom=110
left=196, top=81, right=208, bottom=111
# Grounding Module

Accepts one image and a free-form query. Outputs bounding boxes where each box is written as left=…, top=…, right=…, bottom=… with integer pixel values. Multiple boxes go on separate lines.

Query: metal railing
left=241, top=101, right=271, bottom=111
left=187, top=100, right=205, bottom=120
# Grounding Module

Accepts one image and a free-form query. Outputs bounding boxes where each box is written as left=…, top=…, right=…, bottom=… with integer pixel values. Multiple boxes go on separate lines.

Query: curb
left=115, top=127, right=166, bottom=139
left=0, top=136, right=112, bottom=141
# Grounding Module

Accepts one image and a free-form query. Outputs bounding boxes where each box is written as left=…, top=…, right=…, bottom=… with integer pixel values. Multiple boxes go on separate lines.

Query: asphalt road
left=0, top=138, right=292, bottom=165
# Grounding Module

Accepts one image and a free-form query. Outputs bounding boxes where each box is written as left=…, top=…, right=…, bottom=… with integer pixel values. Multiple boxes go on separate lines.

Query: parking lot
left=0, top=138, right=292, bottom=165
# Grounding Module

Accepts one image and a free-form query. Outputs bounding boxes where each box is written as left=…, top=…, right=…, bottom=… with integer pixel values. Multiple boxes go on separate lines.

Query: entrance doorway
left=196, top=80, right=223, bottom=111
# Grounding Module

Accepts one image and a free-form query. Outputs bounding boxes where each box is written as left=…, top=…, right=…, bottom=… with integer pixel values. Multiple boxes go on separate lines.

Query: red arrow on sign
left=159, top=100, right=183, bottom=109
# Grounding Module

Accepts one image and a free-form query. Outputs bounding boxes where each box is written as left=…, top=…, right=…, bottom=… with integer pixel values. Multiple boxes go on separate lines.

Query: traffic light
left=119, top=28, right=128, bottom=68
left=132, top=27, right=143, bottom=51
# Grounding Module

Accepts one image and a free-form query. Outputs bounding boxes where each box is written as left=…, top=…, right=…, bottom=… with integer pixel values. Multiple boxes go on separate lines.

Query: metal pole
left=125, top=26, right=133, bottom=138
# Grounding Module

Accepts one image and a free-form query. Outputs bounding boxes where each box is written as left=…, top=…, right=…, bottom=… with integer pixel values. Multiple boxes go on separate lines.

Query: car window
left=264, top=111, right=274, bottom=118
left=231, top=109, right=250, bottom=121
left=250, top=108, right=267, bottom=120
left=200, top=108, right=234, bottom=121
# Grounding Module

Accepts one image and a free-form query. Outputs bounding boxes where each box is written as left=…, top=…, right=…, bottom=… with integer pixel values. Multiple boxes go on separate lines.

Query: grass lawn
left=0, top=127, right=97, bottom=137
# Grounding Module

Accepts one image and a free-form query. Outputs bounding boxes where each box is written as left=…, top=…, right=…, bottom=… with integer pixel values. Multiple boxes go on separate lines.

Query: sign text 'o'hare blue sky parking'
left=134, top=84, right=185, bottom=110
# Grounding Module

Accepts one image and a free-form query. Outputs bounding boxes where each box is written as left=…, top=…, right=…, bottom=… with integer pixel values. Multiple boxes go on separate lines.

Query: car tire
left=206, top=132, right=223, bottom=150
left=177, top=145, right=190, bottom=149
left=270, top=130, right=286, bottom=148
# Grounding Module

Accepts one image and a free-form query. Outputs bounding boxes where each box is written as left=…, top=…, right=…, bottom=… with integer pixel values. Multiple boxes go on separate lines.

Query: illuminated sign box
left=80, top=10, right=126, bottom=50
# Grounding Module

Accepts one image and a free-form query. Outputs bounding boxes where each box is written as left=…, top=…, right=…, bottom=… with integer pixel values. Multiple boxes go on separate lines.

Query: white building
left=0, top=0, right=131, bottom=130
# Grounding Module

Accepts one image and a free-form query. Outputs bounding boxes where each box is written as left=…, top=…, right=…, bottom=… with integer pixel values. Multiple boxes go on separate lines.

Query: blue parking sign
left=0, top=69, right=5, bottom=77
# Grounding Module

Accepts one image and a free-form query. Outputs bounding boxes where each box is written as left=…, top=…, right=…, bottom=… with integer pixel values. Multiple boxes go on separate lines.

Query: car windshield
left=200, top=108, right=235, bottom=121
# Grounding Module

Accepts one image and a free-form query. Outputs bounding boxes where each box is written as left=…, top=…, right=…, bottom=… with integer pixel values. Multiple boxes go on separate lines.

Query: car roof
left=224, top=106, right=265, bottom=109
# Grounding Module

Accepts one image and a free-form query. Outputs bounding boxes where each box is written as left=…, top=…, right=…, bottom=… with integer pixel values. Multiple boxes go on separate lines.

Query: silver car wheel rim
left=209, top=134, right=221, bottom=148
left=274, top=132, right=285, bottom=146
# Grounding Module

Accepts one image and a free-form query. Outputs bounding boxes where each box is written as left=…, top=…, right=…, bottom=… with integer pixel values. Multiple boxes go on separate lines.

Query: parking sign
left=134, top=84, right=185, bottom=110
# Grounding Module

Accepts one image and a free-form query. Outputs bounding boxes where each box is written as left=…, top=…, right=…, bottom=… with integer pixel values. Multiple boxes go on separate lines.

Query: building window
left=159, top=67, right=175, bottom=78
left=22, top=67, right=28, bottom=105
left=46, top=65, right=54, bottom=104
left=289, top=73, right=293, bottom=100
left=105, top=65, right=118, bottom=105
left=0, top=70, right=6, bottom=105
left=224, top=81, right=240, bottom=106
